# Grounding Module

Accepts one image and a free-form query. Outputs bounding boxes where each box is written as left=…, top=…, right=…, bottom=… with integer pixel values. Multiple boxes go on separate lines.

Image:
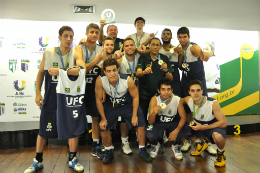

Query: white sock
left=93, top=139, right=100, bottom=144
left=139, top=145, right=145, bottom=149
left=218, top=149, right=224, bottom=152
left=195, top=139, right=201, bottom=143
left=105, top=146, right=112, bottom=150
left=121, top=137, right=128, bottom=144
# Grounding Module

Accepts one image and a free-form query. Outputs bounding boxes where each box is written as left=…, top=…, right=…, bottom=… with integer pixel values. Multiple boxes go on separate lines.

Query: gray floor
left=0, top=115, right=259, bottom=131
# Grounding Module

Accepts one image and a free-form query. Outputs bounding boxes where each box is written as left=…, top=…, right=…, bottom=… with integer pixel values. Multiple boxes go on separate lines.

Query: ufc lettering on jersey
left=160, top=115, right=174, bottom=122
left=56, top=66, right=87, bottom=140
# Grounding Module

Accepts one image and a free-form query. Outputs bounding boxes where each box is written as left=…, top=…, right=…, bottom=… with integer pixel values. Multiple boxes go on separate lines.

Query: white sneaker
left=24, top=158, right=43, bottom=173
left=181, top=139, right=191, bottom=152
left=171, top=145, right=183, bottom=160
left=163, top=131, right=168, bottom=144
left=68, top=157, right=84, bottom=172
left=206, top=142, right=217, bottom=155
left=122, top=142, right=133, bottom=155
left=149, top=143, right=161, bottom=158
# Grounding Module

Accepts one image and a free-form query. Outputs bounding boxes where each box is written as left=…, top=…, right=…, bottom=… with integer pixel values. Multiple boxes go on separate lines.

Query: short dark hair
left=158, top=78, right=172, bottom=90
left=134, top=17, right=145, bottom=25
left=123, top=38, right=135, bottom=46
left=188, top=79, right=203, bottom=90
left=150, top=37, right=161, bottom=45
left=107, top=25, right=118, bottom=32
left=102, top=36, right=114, bottom=45
left=103, top=58, right=119, bottom=71
left=59, top=26, right=74, bottom=36
left=177, top=27, right=190, bottom=36
left=161, top=28, right=172, bottom=37
left=86, top=23, right=100, bottom=33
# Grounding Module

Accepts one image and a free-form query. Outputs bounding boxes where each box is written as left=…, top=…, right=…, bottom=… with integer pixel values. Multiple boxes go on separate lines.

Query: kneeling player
left=95, top=59, right=152, bottom=164
left=181, top=79, right=227, bottom=167
left=146, top=78, right=191, bottom=160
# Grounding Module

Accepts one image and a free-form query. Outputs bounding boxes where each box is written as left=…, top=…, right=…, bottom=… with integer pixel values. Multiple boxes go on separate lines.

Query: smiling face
left=134, top=20, right=144, bottom=29
left=59, top=30, right=73, bottom=48
left=123, top=40, right=136, bottom=56
left=162, top=30, right=172, bottom=44
left=103, top=40, right=114, bottom=54
left=107, top=25, right=118, bottom=39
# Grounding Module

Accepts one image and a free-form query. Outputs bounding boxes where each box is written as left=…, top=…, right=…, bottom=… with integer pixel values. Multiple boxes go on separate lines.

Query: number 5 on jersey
left=73, top=110, right=78, bottom=118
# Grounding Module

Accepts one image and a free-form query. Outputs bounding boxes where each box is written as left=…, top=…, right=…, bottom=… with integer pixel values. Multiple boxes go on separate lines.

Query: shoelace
left=124, top=143, right=130, bottom=150
left=217, top=153, right=222, bottom=162
left=175, top=146, right=181, bottom=153
left=151, top=146, right=157, bottom=152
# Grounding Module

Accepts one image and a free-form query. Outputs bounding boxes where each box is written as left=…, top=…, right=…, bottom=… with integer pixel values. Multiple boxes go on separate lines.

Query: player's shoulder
left=190, top=42, right=197, bottom=46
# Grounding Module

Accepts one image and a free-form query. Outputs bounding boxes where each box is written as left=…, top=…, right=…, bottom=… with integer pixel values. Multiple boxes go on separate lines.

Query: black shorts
left=39, top=108, right=58, bottom=139
left=192, top=127, right=227, bottom=144
left=84, top=99, right=100, bottom=117
left=102, top=104, right=146, bottom=131
left=145, top=120, right=191, bottom=141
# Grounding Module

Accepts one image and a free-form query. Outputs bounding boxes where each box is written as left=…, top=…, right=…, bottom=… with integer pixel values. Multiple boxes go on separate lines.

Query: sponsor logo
left=127, top=69, right=130, bottom=73
left=13, top=102, right=27, bottom=114
left=37, top=60, right=41, bottom=69
left=168, top=109, right=172, bottom=114
left=46, top=122, right=52, bottom=131
left=39, top=37, right=50, bottom=51
left=34, top=81, right=36, bottom=91
left=21, top=59, right=29, bottom=72
left=77, top=86, right=80, bottom=92
left=13, top=42, right=26, bottom=49
left=147, top=125, right=153, bottom=131
left=65, top=88, right=70, bottom=93
left=169, top=55, right=172, bottom=60
left=201, top=114, right=204, bottom=120
left=14, top=80, right=26, bottom=91
left=13, top=108, right=17, bottom=114
left=0, top=103, right=5, bottom=115
left=9, top=59, right=18, bottom=73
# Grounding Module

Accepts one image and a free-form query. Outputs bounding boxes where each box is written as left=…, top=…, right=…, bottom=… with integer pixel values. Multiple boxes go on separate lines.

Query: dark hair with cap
left=134, top=17, right=145, bottom=25
left=177, top=27, right=190, bottom=36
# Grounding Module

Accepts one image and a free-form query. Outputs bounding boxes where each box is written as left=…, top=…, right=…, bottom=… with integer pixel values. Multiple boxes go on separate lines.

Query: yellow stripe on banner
left=223, top=91, right=259, bottom=115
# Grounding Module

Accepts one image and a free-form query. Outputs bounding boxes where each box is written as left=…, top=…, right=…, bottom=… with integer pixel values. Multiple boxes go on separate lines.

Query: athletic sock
left=69, top=152, right=76, bottom=161
left=35, top=152, right=43, bottom=162
left=121, top=137, right=128, bottom=144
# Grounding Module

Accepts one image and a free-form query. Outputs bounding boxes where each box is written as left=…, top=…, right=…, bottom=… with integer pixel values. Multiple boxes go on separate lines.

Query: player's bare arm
left=128, top=77, right=139, bottom=126
left=35, top=51, right=46, bottom=107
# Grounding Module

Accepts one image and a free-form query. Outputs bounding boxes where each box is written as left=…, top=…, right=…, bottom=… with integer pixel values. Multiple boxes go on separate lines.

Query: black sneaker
left=96, top=146, right=105, bottom=160
left=103, top=150, right=114, bottom=164
left=159, top=144, right=165, bottom=154
left=138, top=147, right=153, bottom=162
left=91, top=142, right=98, bottom=157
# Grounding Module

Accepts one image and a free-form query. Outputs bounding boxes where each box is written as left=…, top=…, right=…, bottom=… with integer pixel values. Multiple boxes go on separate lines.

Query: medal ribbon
left=109, top=74, right=120, bottom=105
left=160, top=95, right=171, bottom=104
left=136, top=32, right=144, bottom=47
left=182, top=41, right=190, bottom=63
left=154, top=54, right=161, bottom=62
left=193, top=96, right=204, bottom=118
left=163, top=44, right=172, bottom=51
left=125, top=56, right=135, bottom=74
left=58, top=47, right=70, bottom=68
left=86, top=45, right=96, bottom=63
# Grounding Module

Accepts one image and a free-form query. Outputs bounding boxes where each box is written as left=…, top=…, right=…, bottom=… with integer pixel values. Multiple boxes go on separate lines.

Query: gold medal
left=158, top=60, right=163, bottom=65
left=189, top=120, right=197, bottom=126
left=182, top=63, right=187, bottom=68
left=160, top=103, right=166, bottom=109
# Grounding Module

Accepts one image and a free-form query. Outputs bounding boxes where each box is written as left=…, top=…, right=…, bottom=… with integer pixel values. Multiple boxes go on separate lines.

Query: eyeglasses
left=150, top=44, right=161, bottom=47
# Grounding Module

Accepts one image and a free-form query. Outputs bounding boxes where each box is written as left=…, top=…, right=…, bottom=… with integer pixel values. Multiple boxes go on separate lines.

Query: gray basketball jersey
left=155, top=94, right=180, bottom=122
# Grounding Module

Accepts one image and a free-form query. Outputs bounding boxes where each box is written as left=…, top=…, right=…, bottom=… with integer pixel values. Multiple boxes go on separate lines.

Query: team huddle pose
left=24, top=17, right=227, bottom=173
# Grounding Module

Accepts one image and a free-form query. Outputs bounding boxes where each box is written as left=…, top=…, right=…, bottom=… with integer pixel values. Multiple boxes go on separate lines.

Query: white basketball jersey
left=187, top=97, right=217, bottom=124
left=159, top=47, right=178, bottom=62
left=131, top=32, right=149, bottom=48
left=155, top=94, right=180, bottom=122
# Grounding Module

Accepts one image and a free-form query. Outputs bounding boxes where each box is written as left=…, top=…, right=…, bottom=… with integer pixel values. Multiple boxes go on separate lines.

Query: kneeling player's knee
left=212, top=132, right=224, bottom=143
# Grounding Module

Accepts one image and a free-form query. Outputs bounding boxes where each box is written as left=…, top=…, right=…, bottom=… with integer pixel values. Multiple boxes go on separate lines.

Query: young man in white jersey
left=95, top=59, right=152, bottom=164
left=75, top=23, right=105, bottom=160
left=24, top=26, right=86, bottom=173
left=181, top=79, right=227, bottom=167
left=176, top=27, right=216, bottom=155
left=146, top=78, right=191, bottom=160
left=126, top=17, right=157, bottom=49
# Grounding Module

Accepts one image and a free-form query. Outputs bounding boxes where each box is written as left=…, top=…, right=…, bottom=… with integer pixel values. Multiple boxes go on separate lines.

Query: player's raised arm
left=148, top=96, right=161, bottom=125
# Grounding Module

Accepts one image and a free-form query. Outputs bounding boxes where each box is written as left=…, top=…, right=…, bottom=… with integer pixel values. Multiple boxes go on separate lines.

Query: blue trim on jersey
left=207, top=97, right=216, bottom=101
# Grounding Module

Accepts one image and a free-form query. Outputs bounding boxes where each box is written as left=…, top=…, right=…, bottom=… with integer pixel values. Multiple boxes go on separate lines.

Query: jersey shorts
left=191, top=127, right=227, bottom=144
left=145, top=120, right=191, bottom=142
left=39, top=47, right=75, bottom=138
